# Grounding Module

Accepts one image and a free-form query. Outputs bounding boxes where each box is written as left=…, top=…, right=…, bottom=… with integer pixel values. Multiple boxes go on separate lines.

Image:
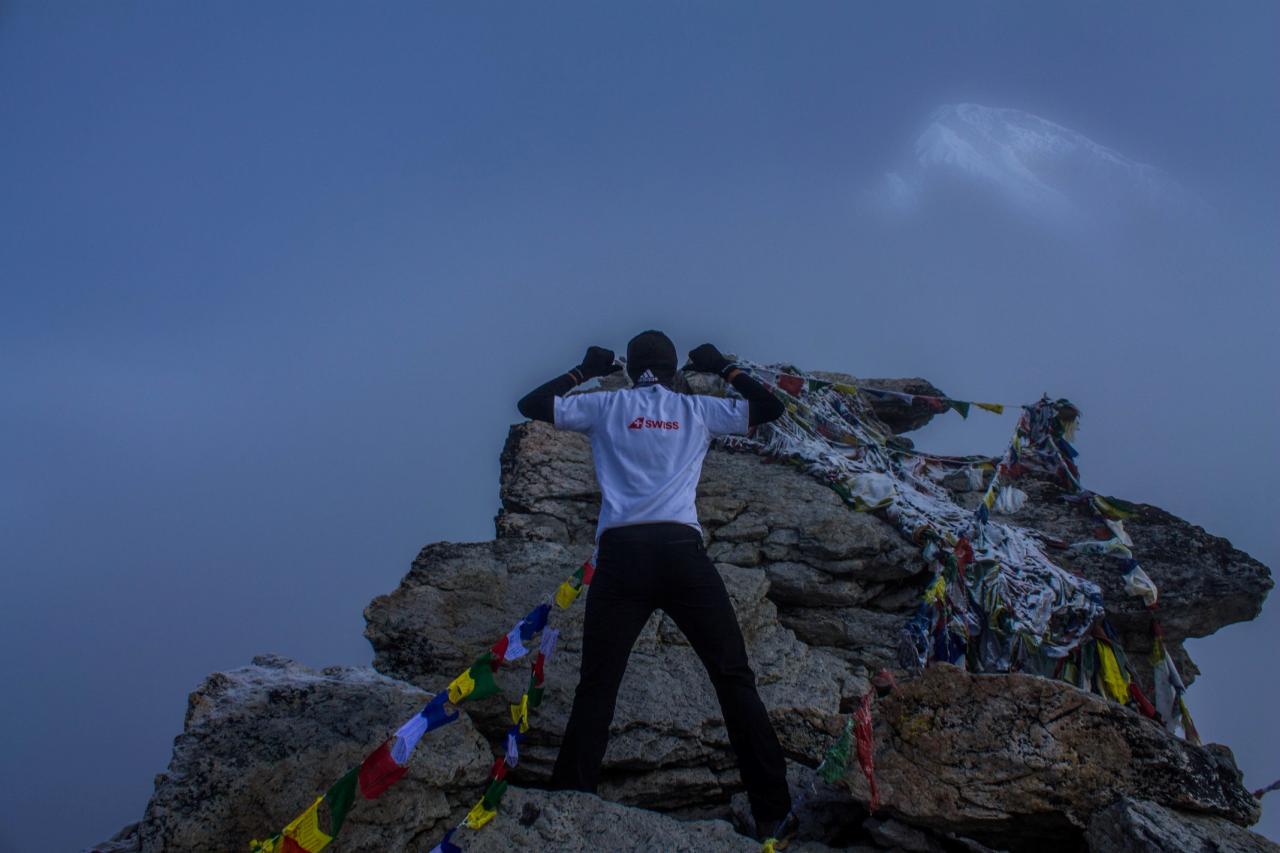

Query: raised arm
left=687, top=343, right=785, bottom=427
left=517, top=346, right=620, bottom=423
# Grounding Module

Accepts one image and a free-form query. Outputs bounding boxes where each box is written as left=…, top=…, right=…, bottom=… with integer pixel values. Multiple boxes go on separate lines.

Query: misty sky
left=1, top=3, right=1276, bottom=849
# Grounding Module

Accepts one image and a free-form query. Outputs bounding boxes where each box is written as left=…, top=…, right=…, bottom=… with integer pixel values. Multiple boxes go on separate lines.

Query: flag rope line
left=249, top=559, right=594, bottom=853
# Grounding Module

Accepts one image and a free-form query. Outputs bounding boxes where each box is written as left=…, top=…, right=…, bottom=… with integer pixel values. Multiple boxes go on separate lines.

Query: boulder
left=363, top=537, right=852, bottom=812
left=137, top=655, right=491, bottom=853
left=1085, top=797, right=1279, bottom=853
left=841, top=665, right=1259, bottom=850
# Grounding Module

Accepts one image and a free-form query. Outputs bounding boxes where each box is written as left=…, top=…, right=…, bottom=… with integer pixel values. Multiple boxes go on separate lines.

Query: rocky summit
left=92, top=371, right=1274, bottom=853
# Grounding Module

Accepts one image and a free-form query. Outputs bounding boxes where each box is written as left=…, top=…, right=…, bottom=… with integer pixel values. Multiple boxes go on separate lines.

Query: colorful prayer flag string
left=250, top=558, right=594, bottom=852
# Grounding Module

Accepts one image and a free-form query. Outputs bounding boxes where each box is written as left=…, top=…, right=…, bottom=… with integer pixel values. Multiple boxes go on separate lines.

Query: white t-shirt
left=554, top=384, right=749, bottom=540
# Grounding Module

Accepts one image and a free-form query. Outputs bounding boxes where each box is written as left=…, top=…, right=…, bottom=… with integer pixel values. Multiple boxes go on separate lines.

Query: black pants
left=549, top=522, right=792, bottom=823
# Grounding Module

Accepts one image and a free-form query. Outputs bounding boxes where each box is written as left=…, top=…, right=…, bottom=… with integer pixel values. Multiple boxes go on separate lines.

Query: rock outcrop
left=840, top=665, right=1258, bottom=849
left=94, top=369, right=1274, bottom=852
left=1086, top=797, right=1279, bottom=853
left=135, top=656, right=492, bottom=853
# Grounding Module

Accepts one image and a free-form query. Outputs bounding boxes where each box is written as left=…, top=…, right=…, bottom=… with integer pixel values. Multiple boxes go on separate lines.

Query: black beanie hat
left=626, top=330, right=677, bottom=385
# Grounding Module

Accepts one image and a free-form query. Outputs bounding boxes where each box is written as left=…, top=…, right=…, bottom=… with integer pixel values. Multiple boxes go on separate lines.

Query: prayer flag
left=324, top=768, right=359, bottom=836
left=464, top=800, right=497, bottom=829
left=777, top=374, right=805, bottom=396
left=975, top=402, right=1004, bottom=415
left=505, top=727, right=521, bottom=767
left=250, top=835, right=283, bottom=853
left=447, top=668, right=476, bottom=705
left=532, top=652, right=546, bottom=686
left=503, top=622, right=529, bottom=661
left=482, top=778, right=509, bottom=811
left=489, top=634, right=510, bottom=660
left=428, top=829, right=462, bottom=853
left=949, top=400, right=971, bottom=419
left=1122, top=565, right=1158, bottom=607
left=581, top=560, right=595, bottom=585
left=555, top=579, right=580, bottom=609
left=510, top=693, right=530, bottom=733
left=540, top=628, right=560, bottom=662
left=281, top=797, right=333, bottom=853
left=522, top=603, right=550, bottom=637
left=359, top=740, right=408, bottom=799
left=528, top=684, right=545, bottom=709
left=390, top=714, right=430, bottom=765
left=1095, top=642, right=1130, bottom=704
left=421, top=692, right=460, bottom=730
left=833, top=383, right=859, bottom=396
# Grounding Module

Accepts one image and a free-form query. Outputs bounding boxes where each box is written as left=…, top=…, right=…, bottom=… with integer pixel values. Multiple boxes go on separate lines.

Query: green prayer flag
left=481, top=778, right=509, bottom=811
left=949, top=400, right=970, bottom=419
left=324, top=767, right=360, bottom=836
left=464, top=653, right=501, bottom=703
left=527, top=684, right=545, bottom=709
left=818, top=719, right=854, bottom=784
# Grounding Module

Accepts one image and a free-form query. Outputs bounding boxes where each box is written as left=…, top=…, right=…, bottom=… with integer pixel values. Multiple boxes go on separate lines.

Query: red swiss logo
left=628, top=415, right=680, bottom=431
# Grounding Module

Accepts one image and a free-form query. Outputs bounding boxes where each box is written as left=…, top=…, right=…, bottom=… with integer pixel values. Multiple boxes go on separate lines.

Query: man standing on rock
left=517, top=330, right=798, bottom=843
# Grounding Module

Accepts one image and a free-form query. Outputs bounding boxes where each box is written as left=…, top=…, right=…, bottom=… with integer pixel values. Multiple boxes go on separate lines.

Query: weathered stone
left=137, top=656, right=491, bottom=853
left=1085, top=797, right=1279, bottom=853
left=463, top=788, right=760, bottom=852
left=363, top=538, right=852, bottom=812
left=841, top=665, right=1259, bottom=850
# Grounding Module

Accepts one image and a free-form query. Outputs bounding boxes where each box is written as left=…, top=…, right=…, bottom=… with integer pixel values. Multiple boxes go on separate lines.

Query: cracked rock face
left=841, top=665, right=1260, bottom=850
left=135, top=656, right=492, bottom=853
left=363, top=538, right=851, bottom=811
left=1085, top=797, right=1280, bottom=853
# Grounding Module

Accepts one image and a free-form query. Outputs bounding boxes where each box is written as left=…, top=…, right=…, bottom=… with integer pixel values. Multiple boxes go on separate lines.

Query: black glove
left=575, top=346, right=621, bottom=380
left=686, top=343, right=735, bottom=377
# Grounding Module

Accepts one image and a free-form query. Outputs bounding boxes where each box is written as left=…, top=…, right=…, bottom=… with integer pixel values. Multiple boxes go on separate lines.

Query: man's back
left=554, top=384, right=748, bottom=540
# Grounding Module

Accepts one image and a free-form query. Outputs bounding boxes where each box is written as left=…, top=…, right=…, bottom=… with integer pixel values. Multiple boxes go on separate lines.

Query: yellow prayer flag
left=448, top=669, right=476, bottom=705
left=924, top=575, right=946, bottom=605
left=250, top=837, right=283, bottom=853
left=833, top=383, right=859, bottom=396
left=282, top=797, right=333, bottom=853
left=1096, top=642, right=1130, bottom=704
left=762, top=840, right=778, bottom=853
left=554, top=580, right=580, bottom=609
left=510, top=693, right=530, bottom=733
left=464, top=800, right=498, bottom=829
left=975, top=402, right=1004, bottom=415
left=982, top=488, right=996, bottom=508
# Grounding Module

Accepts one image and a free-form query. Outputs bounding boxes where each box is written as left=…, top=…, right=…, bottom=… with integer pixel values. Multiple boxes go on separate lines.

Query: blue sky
left=1, top=3, right=1276, bottom=849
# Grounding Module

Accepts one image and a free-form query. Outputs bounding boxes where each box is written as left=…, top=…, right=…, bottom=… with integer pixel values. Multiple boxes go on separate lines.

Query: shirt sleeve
left=696, top=396, right=750, bottom=437
left=554, top=392, right=608, bottom=434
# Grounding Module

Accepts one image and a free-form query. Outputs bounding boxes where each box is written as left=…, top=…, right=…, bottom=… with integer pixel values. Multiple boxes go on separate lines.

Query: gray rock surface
left=363, top=537, right=851, bottom=811
left=137, top=655, right=492, bottom=853
left=841, top=665, right=1260, bottom=849
left=463, top=787, right=760, bottom=852
left=1085, top=797, right=1279, bottom=853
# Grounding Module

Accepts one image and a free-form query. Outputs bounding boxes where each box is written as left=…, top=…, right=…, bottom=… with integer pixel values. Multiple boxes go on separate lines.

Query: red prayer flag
left=777, top=374, right=804, bottom=396
left=491, top=757, right=508, bottom=781
left=282, top=838, right=308, bottom=853
left=854, top=693, right=880, bottom=812
left=532, top=653, right=546, bottom=686
left=1129, top=682, right=1157, bottom=718
left=359, top=740, right=408, bottom=799
left=581, top=560, right=595, bottom=586
left=490, top=635, right=510, bottom=660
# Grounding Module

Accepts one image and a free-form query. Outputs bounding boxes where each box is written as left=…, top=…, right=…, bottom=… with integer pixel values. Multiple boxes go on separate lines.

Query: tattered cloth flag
left=280, top=797, right=332, bottom=853
left=853, top=692, right=879, bottom=812
left=324, top=768, right=359, bottom=836
left=391, top=694, right=459, bottom=764
left=358, top=739, right=408, bottom=799
left=520, top=603, right=551, bottom=639
left=448, top=652, right=501, bottom=705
